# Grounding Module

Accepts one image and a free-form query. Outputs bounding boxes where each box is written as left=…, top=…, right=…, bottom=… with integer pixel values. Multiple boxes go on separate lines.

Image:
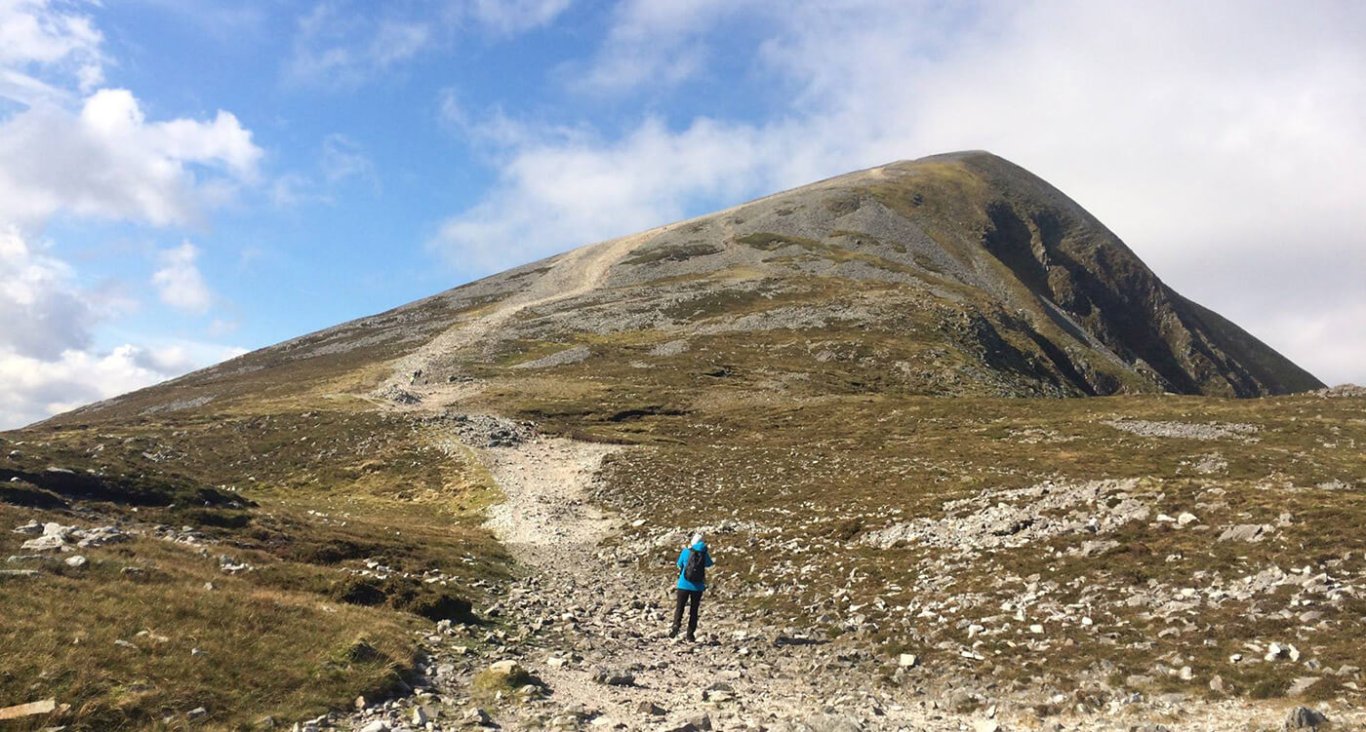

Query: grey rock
left=1284, top=706, right=1328, bottom=730
left=64, top=555, right=87, bottom=568
left=592, top=667, right=636, bottom=686
left=463, top=707, right=494, bottom=727
left=637, top=701, right=667, bottom=716
left=74, top=526, right=128, bottom=548
left=187, top=707, right=208, bottom=720
left=21, top=534, right=68, bottom=552
left=1218, top=524, right=1273, bottom=542
left=1287, top=677, right=1321, bottom=697
left=357, top=722, right=389, bottom=732
left=682, top=713, right=713, bottom=731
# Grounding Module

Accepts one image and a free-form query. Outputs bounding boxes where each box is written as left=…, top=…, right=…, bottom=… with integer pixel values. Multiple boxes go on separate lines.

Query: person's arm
left=704, top=549, right=714, bottom=568
left=677, top=548, right=687, bottom=570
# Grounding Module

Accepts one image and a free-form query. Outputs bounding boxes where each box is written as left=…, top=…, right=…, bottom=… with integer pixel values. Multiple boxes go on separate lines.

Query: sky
left=1, top=0, right=1364, bottom=428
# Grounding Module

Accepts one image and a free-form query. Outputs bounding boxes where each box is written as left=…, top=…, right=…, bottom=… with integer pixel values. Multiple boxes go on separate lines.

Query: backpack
left=683, top=547, right=706, bottom=584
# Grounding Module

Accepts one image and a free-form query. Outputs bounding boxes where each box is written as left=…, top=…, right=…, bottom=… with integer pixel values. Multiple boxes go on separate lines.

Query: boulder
left=20, top=534, right=68, bottom=552
left=637, top=701, right=667, bottom=716
left=592, top=667, right=636, bottom=686
left=1287, top=677, right=1321, bottom=697
left=463, top=707, right=494, bottom=727
left=1284, top=706, right=1328, bottom=730
left=1218, top=524, right=1272, bottom=542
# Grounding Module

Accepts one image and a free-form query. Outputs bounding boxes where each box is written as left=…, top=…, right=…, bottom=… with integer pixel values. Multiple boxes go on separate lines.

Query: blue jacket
left=676, top=541, right=714, bottom=592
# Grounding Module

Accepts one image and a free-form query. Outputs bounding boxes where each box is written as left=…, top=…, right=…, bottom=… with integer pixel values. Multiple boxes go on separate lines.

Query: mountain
left=51, top=151, right=1320, bottom=429
left=6, top=153, right=1358, bottom=731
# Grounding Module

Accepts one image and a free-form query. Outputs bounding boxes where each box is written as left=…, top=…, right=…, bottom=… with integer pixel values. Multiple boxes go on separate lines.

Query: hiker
left=670, top=532, right=714, bottom=641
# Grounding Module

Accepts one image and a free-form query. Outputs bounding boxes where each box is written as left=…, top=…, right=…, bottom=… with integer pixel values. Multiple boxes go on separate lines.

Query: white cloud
left=0, top=0, right=105, bottom=102
left=286, top=3, right=434, bottom=89
left=566, top=0, right=736, bottom=94
left=0, top=341, right=247, bottom=428
left=434, top=0, right=1366, bottom=385
left=0, top=2, right=259, bottom=426
left=0, top=222, right=93, bottom=359
left=436, top=116, right=771, bottom=270
left=468, top=0, right=573, bottom=35
left=0, top=225, right=242, bottom=429
left=152, top=241, right=212, bottom=314
left=285, top=0, right=574, bottom=89
left=1258, top=302, right=1366, bottom=388
left=271, top=133, right=377, bottom=208
left=320, top=133, right=374, bottom=184
left=0, top=88, right=261, bottom=228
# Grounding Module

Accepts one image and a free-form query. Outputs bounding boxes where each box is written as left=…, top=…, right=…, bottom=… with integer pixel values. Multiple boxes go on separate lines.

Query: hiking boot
left=668, top=627, right=679, bottom=639
left=685, top=633, right=696, bottom=643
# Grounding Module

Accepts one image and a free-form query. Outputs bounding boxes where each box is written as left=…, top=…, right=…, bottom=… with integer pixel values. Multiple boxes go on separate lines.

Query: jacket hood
left=691, top=541, right=708, bottom=551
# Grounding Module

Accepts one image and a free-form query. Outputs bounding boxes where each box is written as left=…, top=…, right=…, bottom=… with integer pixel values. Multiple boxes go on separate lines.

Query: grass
left=0, top=407, right=511, bottom=730
left=0, top=525, right=416, bottom=730
left=589, top=391, right=1366, bottom=702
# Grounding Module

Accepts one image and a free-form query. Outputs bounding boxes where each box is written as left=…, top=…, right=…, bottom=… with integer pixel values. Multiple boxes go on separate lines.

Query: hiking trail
left=336, top=431, right=1354, bottom=731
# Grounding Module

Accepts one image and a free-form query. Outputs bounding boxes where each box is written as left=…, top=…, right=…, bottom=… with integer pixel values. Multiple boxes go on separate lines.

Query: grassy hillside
left=1, top=409, right=510, bottom=729
left=589, top=390, right=1366, bottom=705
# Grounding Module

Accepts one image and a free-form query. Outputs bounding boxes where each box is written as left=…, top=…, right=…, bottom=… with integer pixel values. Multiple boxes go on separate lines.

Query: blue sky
left=2, top=0, right=1365, bottom=427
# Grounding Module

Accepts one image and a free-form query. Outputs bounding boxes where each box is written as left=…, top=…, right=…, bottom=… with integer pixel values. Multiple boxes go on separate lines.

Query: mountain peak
left=54, top=152, right=1320, bottom=424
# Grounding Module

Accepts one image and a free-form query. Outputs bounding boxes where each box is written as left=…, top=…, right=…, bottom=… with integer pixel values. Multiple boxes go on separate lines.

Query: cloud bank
left=0, top=225, right=242, bottom=427
left=0, top=1, right=259, bottom=428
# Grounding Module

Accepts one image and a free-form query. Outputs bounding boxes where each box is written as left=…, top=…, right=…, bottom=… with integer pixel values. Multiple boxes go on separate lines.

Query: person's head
left=690, top=531, right=704, bottom=547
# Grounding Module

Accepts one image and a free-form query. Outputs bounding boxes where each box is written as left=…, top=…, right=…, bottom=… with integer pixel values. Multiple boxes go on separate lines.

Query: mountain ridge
left=53, top=150, right=1320, bottom=427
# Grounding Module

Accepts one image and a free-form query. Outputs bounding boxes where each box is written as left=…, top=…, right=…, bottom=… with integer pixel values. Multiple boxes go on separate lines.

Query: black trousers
left=671, top=589, right=702, bottom=637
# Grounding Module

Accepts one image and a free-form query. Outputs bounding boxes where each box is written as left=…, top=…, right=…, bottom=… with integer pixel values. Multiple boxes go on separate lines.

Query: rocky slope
left=329, top=419, right=1363, bottom=732
left=51, top=151, right=1319, bottom=427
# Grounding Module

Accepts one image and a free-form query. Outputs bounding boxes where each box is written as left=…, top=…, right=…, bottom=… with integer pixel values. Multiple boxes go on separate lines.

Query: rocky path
left=377, top=226, right=661, bottom=408
left=473, top=435, right=934, bottom=731
left=334, top=431, right=1353, bottom=732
